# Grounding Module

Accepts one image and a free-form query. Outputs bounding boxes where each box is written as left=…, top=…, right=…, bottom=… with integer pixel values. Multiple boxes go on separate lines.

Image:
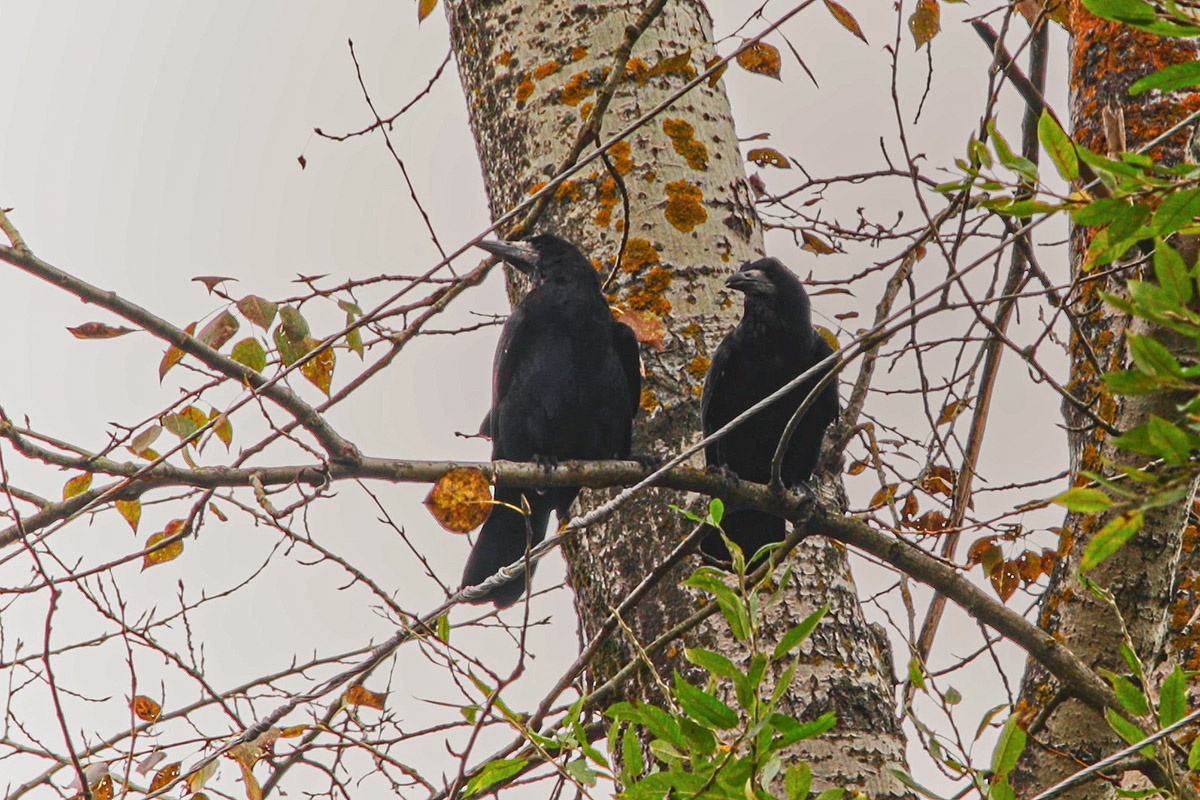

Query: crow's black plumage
left=461, top=233, right=641, bottom=606
left=701, top=257, right=839, bottom=563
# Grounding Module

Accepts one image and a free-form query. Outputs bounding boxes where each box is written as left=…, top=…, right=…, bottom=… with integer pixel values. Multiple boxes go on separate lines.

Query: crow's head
left=727, top=257, right=813, bottom=327
left=477, top=233, right=594, bottom=285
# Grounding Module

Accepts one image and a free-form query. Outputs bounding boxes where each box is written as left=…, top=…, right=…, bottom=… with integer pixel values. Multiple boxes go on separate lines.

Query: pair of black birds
left=460, top=234, right=839, bottom=606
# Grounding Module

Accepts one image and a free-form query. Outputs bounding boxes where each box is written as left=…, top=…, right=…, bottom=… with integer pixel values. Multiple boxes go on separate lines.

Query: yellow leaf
left=299, top=341, right=335, bottom=396
left=63, top=473, right=92, bottom=500
left=936, top=398, right=971, bottom=425
left=209, top=410, right=233, bottom=446
left=159, top=322, right=197, bottom=381
left=143, top=521, right=186, bottom=570
left=908, top=0, right=940, bottom=49
left=132, top=695, right=162, bottom=722
left=418, top=0, right=438, bottom=21
left=424, top=468, right=493, bottom=533
left=116, top=499, right=141, bottom=533
left=736, top=42, right=781, bottom=79
left=186, top=760, right=218, bottom=791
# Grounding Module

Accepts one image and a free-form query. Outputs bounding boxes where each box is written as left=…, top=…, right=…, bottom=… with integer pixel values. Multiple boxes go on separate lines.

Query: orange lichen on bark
left=560, top=72, right=595, bottom=106
left=495, top=50, right=515, bottom=67
left=571, top=46, right=588, bottom=61
left=640, top=385, right=659, bottom=412
left=533, top=60, right=561, bottom=79
left=609, top=140, right=634, bottom=175
left=554, top=180, right=582, bottom=202
left=662, top=118, right=709, bottom=170
left=664, top=180, right=707, bottom=232
left=594, top=175, right=619, bottom=227
left=625, top=57, right=649, bottom=81
left=516, top=77, right=535, bottom=103
left=621, top=238, right=661, bottom=273
left=580, top=101, right=594, bottom=120
left=527, top=180, right=548, bottom=196
left=686, top=355, right=711, bottom=379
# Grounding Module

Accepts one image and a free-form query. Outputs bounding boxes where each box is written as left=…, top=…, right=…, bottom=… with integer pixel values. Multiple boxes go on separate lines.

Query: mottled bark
left=445, top=0, right=910, bottom=793
left=1011, top=6, right=1200, bottom=796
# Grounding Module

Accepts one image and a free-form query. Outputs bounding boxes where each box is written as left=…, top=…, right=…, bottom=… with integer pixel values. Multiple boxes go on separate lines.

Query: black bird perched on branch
left=461, top=233, right=641, bottom=606
left=700, top=257, right=839, bottom=564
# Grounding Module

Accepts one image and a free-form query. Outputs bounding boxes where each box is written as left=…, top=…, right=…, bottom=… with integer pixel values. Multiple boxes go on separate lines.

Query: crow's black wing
left=700, top=328, right=741, bottom=468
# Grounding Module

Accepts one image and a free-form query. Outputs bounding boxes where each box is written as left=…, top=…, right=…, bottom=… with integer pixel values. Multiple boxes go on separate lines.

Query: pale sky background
left=0, top=1, right=1072, bottom=797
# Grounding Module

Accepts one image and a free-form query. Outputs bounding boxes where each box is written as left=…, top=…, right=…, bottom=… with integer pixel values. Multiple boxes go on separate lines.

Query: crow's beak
left=726, top=267, right=773, bottom=294
left=477, top=239, right=540, bottom=275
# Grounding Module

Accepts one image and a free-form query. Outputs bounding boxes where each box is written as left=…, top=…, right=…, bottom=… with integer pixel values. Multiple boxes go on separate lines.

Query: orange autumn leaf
left=425, top=468, right=493, bottom=533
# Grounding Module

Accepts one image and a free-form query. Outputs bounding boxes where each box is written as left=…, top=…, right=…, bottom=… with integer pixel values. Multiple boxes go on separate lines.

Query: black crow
left=461, top=233, right=641, bottom=606
left=700, top=257, right=839, bottom=563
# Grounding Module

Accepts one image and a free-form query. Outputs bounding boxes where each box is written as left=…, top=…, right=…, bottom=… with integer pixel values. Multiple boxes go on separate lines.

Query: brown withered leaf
left=614, top=308, right=665, bottom=350
left=847, top=460, right=868, bottom=476
left=937, top=398, right=971, bottom=425
left=237, top=295, right=278, bottom=330
left=835, top=311, right=859, bottom=320
left=132, top=695, right=162, bottom=722
left=915, top=510, right=946, bottom=532
left=116, top=499, right=141, bottom=533
left=63, top=472, right=92, bottom=500
left=747, top=147, right=790, bottom=168
left=966, top=536, right=999, bottom=569
left=801, top=231, right=836, bottom=254
left=192, top=275, right=235, bottom=293
left=425, top=467, right=493, bottom=533
left=208, top=501, right=228, bottom=522
left=159, top=322, right=197, bottom=381
left=908, top=0, right=940, bottom=49
left=299, top=341, right=336, bottom=396
left=67, top=322, right=136, bottom=339
left=824, top=0, right=869, bottom=42
left=703, top=55, right=728, bottom=88
left=93, top=775, right=114, bottom=800
left=343, top=684, right=387, bottom=710
left=901, top=493, right=918, bottom=520
left=297, top=154, right=307, bottom=169
left=748, top=173, right=767, bottom=197
left=198, top=310, right=239, bottom=351
left=736, top=42, right=781, bottom=79
left=130, top=425, right=162, bottom=456
left=1041, top=547, right=1059, bottom=574
left=149, top=762, right=180, bottom=792
left=991, top=561, right=1019, bottom=602
left=143, top=520, right=186, bottom=570
left=1016, top=551, right=1043, bottom=584
left=418, top=0, right=438, bottom=21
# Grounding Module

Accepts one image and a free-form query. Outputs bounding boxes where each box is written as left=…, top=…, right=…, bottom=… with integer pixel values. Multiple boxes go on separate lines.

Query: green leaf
left=1154, top=240, right=1193, bottom=303
left=1080, top=510, right=1144, bottom=571
left=1103, top=369, right=1162, bottom=395
left=1038, top=111, right=1079, bottom=182
left=231, top=338, right=267, bottom=372
left=563, top=759, right=598, bottom=787
left=1121, top=641, right=1143, bottom=677
left=990, top=716, right=1027, bottom=777
left=621, top=725, right=644, bottom=783
left=1160, top=664, right=1187, bottom=727
left=1131, top=61, right=1200, bottom=95
left=1106, top=203, right=1152, bottom=245
left=677, top=715, right=717, bottom=755
left=772, top=602, right=829, bottom=659
left=237, top=295, right=278, bottom=329
left=908, top=656, right=927, bottom=690
left=1101, top=669, right=1150, bottom=716
left=1071, top=197, right=1137, bottom=226
left=708, top=497, right=725, bottom=525
left=888, top=768, right=949, bottom=799
left=1051, top=486, right=1112, bottom=513
left=465, top=758, right=527, bottom=795
left=673, top=671, right=739, bottom=729
left=279, top=305, right=310, bottom=340
left=1153, top=187, right=1200, bottom=237
left=1105, top=707, right=1153, bottom=757
left=1188, top=734, right=1200, bottom=770
left=990, top=777, right=1016, bottom=800
left=1145, top=415, right=1200, bottom=464
left=987, top=120, right=1038, bottom=182
left=814, top=790, right=847, bottom=800
left=683, top=572, right=750, bottom=641
left=1127, top=334, right=1184, bottom=379
left=785, top=762, right=812, bottom=800
left=436, top=613, right=450, bottom=643
left=769, top=711, right=837, bottom=748
left=944, top=687, right=962, bottom=705
left=1082, top=0, right=1156, bottom=23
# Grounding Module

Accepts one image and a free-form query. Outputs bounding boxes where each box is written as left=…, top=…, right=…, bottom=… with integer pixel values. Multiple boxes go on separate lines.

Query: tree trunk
left=444, top=0, right=911, bottom=793
left=1011, top=10, right=1200, bottom=796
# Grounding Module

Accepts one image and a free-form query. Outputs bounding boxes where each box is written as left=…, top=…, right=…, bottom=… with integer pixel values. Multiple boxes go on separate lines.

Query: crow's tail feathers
left=460, top=487, right=558, bottom=607
left=699, top=509, right=788, bottom=567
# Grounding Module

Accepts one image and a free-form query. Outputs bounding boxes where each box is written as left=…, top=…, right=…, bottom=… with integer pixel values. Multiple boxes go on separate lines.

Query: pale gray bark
left=445, top=0, right=910, bottom=794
